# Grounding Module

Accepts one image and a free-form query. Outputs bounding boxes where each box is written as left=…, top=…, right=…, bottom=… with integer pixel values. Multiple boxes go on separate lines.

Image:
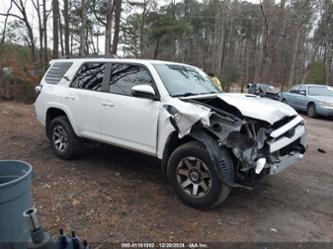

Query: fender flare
left=189, top=128, right=235, bottom=187
left=45, top=103, right=81, bottom=137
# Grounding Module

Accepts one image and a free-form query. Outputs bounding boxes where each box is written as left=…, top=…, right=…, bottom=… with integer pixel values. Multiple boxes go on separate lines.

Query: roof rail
left=63, top=54, right=119, bottom=59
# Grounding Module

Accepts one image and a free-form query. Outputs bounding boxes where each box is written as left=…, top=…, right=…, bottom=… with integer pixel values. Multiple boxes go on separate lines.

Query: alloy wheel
left=176, top=157, right=212, bottom=198
left=52, top=125, right=68, bottom=153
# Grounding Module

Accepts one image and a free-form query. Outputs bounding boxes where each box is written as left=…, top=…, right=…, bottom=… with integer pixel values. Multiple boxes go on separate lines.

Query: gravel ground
left=0, top=101, right=332, bottom=243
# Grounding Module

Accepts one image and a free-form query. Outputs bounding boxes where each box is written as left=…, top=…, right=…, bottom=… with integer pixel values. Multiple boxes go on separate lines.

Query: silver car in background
left=280, top=84, right=333, bottom=118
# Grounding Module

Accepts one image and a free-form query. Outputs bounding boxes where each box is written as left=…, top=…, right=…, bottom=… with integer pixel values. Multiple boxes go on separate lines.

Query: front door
left=100, top=63, right=161, bottom=155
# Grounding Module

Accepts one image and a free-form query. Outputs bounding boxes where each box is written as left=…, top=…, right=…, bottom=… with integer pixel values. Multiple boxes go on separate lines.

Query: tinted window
left=45, top=62, right=72, bottom=84
left=71, top=63, right=105, bottom=91
left=109, top=63, right=154, bottom=96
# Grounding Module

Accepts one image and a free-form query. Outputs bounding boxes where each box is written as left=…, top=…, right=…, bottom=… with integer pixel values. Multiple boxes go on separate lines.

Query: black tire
left=282, top=98, right=288, bottom=104
left=307, top=103, right=317, bottom=118
left=167, top=141, right=231, bottom=209
left=48, top=116, right=81, bottom=160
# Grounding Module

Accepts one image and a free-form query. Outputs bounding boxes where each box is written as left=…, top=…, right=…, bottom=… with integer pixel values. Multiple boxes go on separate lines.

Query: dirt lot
left=1, top=101, right=333, bottom=243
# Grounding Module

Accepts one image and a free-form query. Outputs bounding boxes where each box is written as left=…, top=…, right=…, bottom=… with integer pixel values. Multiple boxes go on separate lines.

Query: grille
left=271, top=115, right=296, bottom=130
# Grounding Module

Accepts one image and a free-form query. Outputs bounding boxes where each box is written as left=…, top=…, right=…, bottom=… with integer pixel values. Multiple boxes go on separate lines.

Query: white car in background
left=34, top=58, right=308, bottom=209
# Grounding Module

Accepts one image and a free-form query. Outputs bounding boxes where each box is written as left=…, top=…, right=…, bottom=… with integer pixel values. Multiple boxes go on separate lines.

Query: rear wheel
left=49, top=116, right=82, bottom=160
left=167, top=141, right=231, bottom=209
left=282, top=98, right=288, bottom=104
left=307, top=103, right=317, bottom=118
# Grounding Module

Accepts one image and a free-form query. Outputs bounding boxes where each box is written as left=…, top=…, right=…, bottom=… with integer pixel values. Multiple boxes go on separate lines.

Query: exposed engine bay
left=164, top=93, right=308, bottom=187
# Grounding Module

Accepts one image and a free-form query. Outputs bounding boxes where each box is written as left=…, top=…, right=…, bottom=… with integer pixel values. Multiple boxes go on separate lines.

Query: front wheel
left=167, top=141, right=231, bottom=209
left=307, top=103, right=317, bottom=118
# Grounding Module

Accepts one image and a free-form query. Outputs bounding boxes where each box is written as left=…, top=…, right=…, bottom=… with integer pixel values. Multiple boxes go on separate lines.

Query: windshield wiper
left=172, top=92, right=198, bottom=97
left=172, top=91, right=219, bottom=97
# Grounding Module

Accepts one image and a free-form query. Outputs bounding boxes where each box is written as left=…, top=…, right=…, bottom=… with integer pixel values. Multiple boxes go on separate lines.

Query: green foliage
left=305, top=61, right=326, bottom=84
left=120, top=14, right=142, bottom=57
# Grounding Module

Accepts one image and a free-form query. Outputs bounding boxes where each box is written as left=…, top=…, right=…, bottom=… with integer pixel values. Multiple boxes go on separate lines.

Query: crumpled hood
left=217, top=93, right=297, bottom=124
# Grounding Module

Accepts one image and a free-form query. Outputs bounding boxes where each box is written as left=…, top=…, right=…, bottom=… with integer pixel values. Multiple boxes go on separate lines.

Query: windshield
left=308, top=86, right=333, bottom=96
left=153, top=63, right=220, bottom=97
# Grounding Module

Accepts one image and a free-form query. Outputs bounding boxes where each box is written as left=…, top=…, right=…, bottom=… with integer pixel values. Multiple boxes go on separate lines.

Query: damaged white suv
left=35, top=58, right=307, bottom=208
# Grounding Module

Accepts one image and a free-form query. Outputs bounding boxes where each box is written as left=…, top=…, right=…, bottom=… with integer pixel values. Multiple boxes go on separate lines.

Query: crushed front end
left=164, top=94, right=308, bottom=187
left=200, top=110, right=307, bottom=185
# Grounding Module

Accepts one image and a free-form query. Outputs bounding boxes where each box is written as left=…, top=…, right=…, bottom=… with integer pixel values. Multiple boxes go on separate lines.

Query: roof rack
left=63, top=54, right=119, bottom=59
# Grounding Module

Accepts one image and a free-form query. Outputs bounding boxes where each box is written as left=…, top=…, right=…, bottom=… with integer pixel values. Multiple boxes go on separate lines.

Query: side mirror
left=131, top=84, right=158, bottom=100
left=300, top=90, right=306, bottom=96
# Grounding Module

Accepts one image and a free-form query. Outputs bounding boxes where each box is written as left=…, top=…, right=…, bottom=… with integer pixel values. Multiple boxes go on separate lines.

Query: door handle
left=102, top=101, right=115, bottom=107
left=64, top=95, right=77, bottom=100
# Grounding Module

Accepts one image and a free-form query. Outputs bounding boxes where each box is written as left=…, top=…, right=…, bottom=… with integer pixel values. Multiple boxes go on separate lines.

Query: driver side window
left=109, top=63, right=154, bottom=96
left=289, top=85, right=300, bottom=94
left=298, top=85, right=306, bottom=95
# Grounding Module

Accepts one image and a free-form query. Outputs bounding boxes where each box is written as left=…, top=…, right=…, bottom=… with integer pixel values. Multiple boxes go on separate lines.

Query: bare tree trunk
left=52, top=0, right=59, bottom=58
left=43, top=0, right=48, bottom=67
left=326, top=53, right=332, bottom=85
left=153, top=39, right=160, bottom=59
left=79, top=0, right=87, bottom=55
left=105, top=0, right=115, bottom=55
left=269, top=0, right=286, bottom=84
left=140, top=0, right=148, bottom=57
left=59, top=14, right=64, bottom=56
left=70, top=21, right=74, bottom=54
left=287, top=28, right=301, bottom=87
left=63, top=0, right=70, bottom=56
left=259, top=3, right=269, bottom=82
left=111, top=0, right=122, bottom=55
left=213, top=3, right=225, bottom=76
left=31, top=0, right=44, bottom=67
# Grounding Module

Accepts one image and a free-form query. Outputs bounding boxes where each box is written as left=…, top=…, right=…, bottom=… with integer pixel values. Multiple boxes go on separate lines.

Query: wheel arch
left=45, top=107, right=80, bottom=139
left=161, top=128, right=235, bottom=187
left=307, top=101, right=316, bottom=109
left=161, top=131, right=196, bottom=173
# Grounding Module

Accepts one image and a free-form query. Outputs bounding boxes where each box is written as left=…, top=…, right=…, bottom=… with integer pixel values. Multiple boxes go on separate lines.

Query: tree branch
left=1, top=0, right=14, bottom=46
left=0, top=12, right=25, bottom=21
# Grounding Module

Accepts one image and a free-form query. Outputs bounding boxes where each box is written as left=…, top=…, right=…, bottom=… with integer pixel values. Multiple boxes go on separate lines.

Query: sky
left=0, top=0, right=261, bottom=55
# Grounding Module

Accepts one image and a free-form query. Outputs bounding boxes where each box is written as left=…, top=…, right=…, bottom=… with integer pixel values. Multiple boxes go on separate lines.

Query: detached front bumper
left=269, top=151, right=305, bottom=175
left=266, top=115, right=308, bottom=175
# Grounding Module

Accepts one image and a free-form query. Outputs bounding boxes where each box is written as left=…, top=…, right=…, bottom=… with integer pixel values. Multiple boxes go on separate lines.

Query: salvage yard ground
left=0, top=101, right=333, bottom=242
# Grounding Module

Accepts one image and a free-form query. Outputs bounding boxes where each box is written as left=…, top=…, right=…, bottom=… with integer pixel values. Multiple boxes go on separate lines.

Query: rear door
left=65, top=62, right=107, bottom=139
left=294, top=85, right=308, bottom=111
left=100, top=62, right=161, bottom=155
left=286, top=85, right=300, bottom=108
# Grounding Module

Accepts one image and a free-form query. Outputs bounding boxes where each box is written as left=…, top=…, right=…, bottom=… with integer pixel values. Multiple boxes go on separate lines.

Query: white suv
left=35, top=58, right=307, bottom=208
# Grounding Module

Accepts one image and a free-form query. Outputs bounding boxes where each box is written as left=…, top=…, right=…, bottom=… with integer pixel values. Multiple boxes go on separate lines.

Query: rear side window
left=71, top=63, right=105, bottom=91
left=44, top=62, right=72, bottom=84
left=109, top=63, right=154, bottom=96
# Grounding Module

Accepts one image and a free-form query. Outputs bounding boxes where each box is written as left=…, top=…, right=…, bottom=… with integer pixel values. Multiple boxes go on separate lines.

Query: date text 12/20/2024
left=120, top=242, right=208, bottom=248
